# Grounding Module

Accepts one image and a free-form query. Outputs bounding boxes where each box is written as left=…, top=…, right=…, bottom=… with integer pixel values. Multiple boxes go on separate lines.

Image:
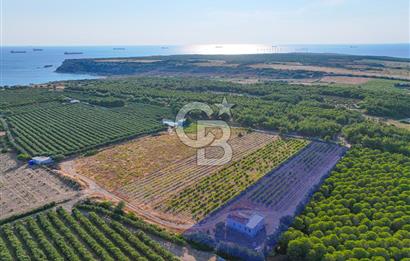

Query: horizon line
left=2, top=42, right=410, bottom=47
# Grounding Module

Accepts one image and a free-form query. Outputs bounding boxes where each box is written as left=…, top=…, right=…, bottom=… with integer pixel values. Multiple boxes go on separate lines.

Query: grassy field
left=5, top=102, right=171, bottom=156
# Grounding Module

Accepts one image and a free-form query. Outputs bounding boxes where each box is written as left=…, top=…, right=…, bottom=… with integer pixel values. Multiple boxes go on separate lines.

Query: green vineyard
left=0, top=88, right=62, bottom=111
left=165, top=137, right=309, bottom=220
left=5, top=102, right=171, bottom=156
left=0, top=206, right=180, bottom=261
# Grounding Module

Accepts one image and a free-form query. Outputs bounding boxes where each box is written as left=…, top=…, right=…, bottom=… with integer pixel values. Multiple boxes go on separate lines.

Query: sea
left=1, top=44, right=409, bottom=86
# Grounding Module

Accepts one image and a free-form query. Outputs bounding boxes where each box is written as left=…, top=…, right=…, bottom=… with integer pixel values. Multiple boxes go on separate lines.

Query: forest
left=63, top=77, right=410, bottom=140
left=278, top=148, right=410, bottom=260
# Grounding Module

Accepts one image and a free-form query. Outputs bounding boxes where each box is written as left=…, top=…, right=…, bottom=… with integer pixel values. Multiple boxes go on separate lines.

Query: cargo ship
left=64, top=52, right=83, bottom=55
left=10, top=50, right=26, bottom=53
left=33, top=48, right=43, bottom=51
left=113, top=47, right=125, bottom=50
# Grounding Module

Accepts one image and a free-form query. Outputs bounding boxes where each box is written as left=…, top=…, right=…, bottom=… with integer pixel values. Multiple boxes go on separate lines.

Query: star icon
left=215, top=97, right=234, bottom=117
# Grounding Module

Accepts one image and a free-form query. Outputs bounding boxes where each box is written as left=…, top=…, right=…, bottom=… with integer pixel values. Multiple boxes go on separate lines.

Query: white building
left=29, top=156, right=53, bottom=165
left=226, top=212, right=265, bottom=237
left=162, top=119, right=185, bottom=128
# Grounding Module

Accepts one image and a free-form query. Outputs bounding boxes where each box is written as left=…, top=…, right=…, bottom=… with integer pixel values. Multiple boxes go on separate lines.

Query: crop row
left=6, top=102, right=170, bottom=156
left=248, top=142, right=345, bottom=209
left=0, top=207, right=179, bottom=261
left=118, top=132, right=275, bottom=206
left=164, top=137, right=309, bottom=220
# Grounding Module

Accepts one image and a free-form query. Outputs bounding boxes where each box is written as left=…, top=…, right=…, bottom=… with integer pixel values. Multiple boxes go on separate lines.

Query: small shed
left=162, top=119, right=185, bottom=128
left=29, top=156, right=54, bottom=166
left=226, top=212, right=265, bottom=237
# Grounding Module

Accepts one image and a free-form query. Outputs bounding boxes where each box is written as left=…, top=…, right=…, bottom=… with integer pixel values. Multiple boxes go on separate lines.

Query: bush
left=216, top=242, right=264, bottom=261
left=83, top=150, right=97, bottom=157
left=17, top=153, right=31, bottom=161
left=52, top=154, right=65, bottom=161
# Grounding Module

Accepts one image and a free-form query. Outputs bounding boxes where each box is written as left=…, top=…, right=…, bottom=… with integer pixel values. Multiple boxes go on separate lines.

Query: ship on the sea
left=64, top=52, right=83, bottom=55
left=10, top=50, right=27, bottom=53
left=113, top=48, right=125, bottom=50
left=33, top=48, right=43, bottom=51
left=43, top=65, right=53, bottom=68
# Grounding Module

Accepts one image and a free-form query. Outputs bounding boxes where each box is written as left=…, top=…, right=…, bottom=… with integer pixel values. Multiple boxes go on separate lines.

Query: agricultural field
left=0, top=153, right=80, bottom=220
left=162, top=137, right=309, bottom=221
left=75, top=132, right=197, bottom=190
left=112, top=133, right=294, bottom=222
left=248, top=142, right=346, bottom=210
left=0, top=88, right=62, bottom=111
left=0, top=204, right=184, bottom=261
left=5, top=102, right=171, bottom=156
left=279, top=148, right=410, bottom=260
left=74, top=125, right=246, bottom=191
left=185, top=142, right=346, bottom=255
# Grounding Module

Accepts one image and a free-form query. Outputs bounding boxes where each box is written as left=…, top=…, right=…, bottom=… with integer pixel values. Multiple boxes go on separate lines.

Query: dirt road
left=59, top=160, right=193, bottom=232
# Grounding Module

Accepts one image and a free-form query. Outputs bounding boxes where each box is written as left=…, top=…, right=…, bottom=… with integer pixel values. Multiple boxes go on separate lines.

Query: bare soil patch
left=76, top=132, right=197, bottom=191
left=0, top=153, right=80, bottom=219
left=76, top=127, right=245, bottom=191
left=194, top=60, right=239, bottom=67
left=320, top=76, right=370, bottom=85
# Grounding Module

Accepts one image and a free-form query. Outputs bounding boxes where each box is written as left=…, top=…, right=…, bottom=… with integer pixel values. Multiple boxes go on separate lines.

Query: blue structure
left=28, top=156, right=53, bottom=166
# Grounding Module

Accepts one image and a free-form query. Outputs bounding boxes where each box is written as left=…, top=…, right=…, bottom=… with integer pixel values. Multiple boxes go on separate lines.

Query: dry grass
left=75, top=127, right=246, bottom=191
left=320, top=76, right=370, bottom=85
left=249, top=63, right=410, bottom=80
left=76, top=133, right=196, bottom=191
left=386, top=119, right=410, bottom=130
left=194, top=60, right=239, bottom=67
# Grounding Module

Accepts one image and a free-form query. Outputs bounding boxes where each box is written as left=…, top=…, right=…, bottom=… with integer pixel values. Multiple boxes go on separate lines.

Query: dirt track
left=59, top=160, right=193, bottom=232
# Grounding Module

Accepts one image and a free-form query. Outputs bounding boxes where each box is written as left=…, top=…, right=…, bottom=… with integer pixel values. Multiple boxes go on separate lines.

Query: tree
left=114, top=201, right=126, bottom=215
left=288, top=237, right=313, bottom=260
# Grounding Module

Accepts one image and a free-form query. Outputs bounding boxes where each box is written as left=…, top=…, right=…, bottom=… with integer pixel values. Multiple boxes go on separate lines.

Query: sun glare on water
left=184, top=44, right=278, bottom=55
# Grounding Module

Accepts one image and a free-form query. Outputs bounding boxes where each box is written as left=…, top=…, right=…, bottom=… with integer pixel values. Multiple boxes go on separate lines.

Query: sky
left=1, top=0, right=409, bottom=46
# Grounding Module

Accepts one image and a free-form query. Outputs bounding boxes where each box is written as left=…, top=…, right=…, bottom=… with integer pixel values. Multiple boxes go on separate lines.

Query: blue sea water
left=1, top=44, right=409, bottom=86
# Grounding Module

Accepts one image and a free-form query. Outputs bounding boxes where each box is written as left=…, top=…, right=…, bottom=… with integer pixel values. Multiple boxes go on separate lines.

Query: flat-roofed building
left=226, top=212, right=265, bottom=237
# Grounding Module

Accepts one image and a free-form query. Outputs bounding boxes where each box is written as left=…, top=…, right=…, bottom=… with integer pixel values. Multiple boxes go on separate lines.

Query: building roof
left=246, top=214, right=264, bottom=229
left=32, top=156, right=52, bottom=161
left=228, top=212, right=264, bottom=229
left=162, top=118, right=185, bottom=127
